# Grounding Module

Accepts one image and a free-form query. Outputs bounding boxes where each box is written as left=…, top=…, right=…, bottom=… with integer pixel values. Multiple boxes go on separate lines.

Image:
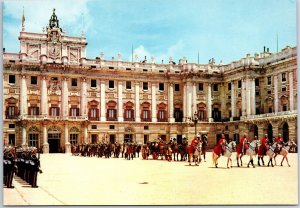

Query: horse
left=257, top=142, right=268, bottom=166
left=171, top=142, right=180, bottom=161
left=212, top=141, right=236, bottom=168
left=266, top=142, right=278, bottom=167
left=141, top=144, right=150, bottom=159
left=164, top=143, right=173, bottom=162
left=188, top=142, right=202, bottom=166
left=236, top=139, right=260, bottom=168
left=178, top=141, right=189, bottom=161
left=273, top=140, right=297, bottom=167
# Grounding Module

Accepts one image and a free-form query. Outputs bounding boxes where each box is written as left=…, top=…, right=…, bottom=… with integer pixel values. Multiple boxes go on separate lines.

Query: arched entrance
left=267, top=123, right=273, bottom=143
left=282, top=122, right=289, bottom=142
left=48, top=126, right=61, bottom=153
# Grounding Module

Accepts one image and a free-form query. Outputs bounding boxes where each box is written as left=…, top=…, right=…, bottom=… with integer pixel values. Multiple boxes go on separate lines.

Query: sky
left=3, top=0, right=297, bottom=64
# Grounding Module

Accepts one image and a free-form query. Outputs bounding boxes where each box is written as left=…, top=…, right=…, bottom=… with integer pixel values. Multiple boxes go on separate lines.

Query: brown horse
left=141, top=144, right=150, bottom=160
left=171, top=142, right=180, bottom=161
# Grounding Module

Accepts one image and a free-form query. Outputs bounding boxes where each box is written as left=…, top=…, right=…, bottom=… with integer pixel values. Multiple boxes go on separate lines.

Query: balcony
left=5, top=115, right=19, bottom=119
left=68, top=116, right=88, bottom=121
left=88, top=117, right=99, bottom=121
left=244, top=110, right=297, bottom=120
left=141, top=118, right=151, bottom=122
left=23, top=115, right=47, bottom=121
left=107, top=117, right=117, bottom=121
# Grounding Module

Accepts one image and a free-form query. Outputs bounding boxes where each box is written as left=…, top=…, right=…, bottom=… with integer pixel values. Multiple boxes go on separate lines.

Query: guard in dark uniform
left=3, top=147, right=17, bottom=188
left=29, top=151, right=42, bottom=188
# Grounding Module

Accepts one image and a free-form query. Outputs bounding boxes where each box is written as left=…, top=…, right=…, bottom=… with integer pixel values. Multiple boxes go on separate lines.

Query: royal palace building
left=3, top=10, right=297, bottom=153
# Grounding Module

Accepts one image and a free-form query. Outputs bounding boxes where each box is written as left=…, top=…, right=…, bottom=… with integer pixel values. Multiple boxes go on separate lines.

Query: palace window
left=267, top=76, right=272, bottom=85
left=107, top=109, right=117, bottom=121
left=70, top=107, right=79, bottom=116
left=126, top=81, right=132, bottom=90
left=228, top=83, right=231, bottom=91
left=282, top=105, right=287, bottom=111
left=143, top=82, right=148, bottom=91
left=144, top=126, right=149, bottom=130
left=109, top=80, right=114, bottom=89
left=8, top=134, right=15, bottom=146
left=9, top=124, right=15, bottom=128
left=238, top=80, right=242, bottom=88
left=89, top=108, right=99, bottom=120
left=174, top=108, right=183, bottom=122
left=29, top=133, right=39, bottom=148
left=6, top=106, right=17, bottom=119
left=49, top=107, right=59, bottom=116
left=175, top=84, right=180, bottom=91
left=109, top=125, right=115, bottom=130
left=31, top=76, right=37, bottom=85
left=213, top=84, right=218, bottom=91
left=268, top=107, right=273, bottom=113
left=158, top=110, right=167, bottom=122
left=282, top=87, right=286, bottom=92
left=282, top=73, right=286, bottom=82
left=70, top=134, right=78, bottom=145
left=91, top=79, right=97, bottom=88
left=124, top=109, right=134, bottom=121
left=71, top=78, right=77, bottom=87
left=159, top=83, right=164, bottom=91
left=91, top=125, right=97, bottom=129
left=255, top=78, right=260, bottom=86
left=142, top=110, right=150, bottom=121
left=9, top=75, right=15, bottom=84
left=28, top=107, right=39, bottom=115
left=198, top=83, right=203, bottom=91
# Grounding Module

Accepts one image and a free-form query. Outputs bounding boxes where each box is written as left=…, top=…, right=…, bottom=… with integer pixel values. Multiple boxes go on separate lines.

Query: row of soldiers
left=3, top=146, right=42, bottom=188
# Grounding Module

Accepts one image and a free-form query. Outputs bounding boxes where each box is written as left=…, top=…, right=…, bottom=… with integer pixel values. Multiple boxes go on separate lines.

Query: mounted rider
left=259, top=134, right=268, bottom=155
left=190, top=135, right=199, bottom=154
left=275, top=134, right=284, bottom=153
left=240, top=133, right=249, bottom=155
left=218, top=134, right=227, bottom=156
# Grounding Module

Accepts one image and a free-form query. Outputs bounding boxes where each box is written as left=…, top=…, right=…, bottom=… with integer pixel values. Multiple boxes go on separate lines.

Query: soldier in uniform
left=29, top=149, right=42, bottom=188
left=218, top=134, right=227, bottom=156
left=240, top=133, right=249, bottom=155
left=3, top=147, right=17, bottom=188
left=258, top=134, right=268, bottom=166
left=275, top=134, right=284, bottom=153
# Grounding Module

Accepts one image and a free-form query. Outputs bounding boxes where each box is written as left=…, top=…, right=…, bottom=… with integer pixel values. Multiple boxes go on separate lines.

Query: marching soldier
left=218, top=134, right=227, bottom=156
left=29, top=149, right=42, bottom=188
left=3, top=147, right=17, bottom=188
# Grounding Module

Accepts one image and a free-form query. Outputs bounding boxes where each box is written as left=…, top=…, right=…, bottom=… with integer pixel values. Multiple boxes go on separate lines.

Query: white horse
left=188, top=142, right=202, bottom=166
left=212, top=141, right=236, bottom=168
left=240, top=139, right=260, bottom=168
left=266, top=142, right=278, bottom=167
left=274, top=140, right=297, bottom=167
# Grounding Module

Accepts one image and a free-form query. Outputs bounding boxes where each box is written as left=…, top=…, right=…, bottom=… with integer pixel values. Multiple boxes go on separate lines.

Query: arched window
left=29, top=126, right=39, bottom=148
left=88, top=100, right=99, bottom=121
left=5, top=97, right=19, bottom=119
left=157, top=103, right=167, bottom=122
left=70, top=127, right=79, bottom=145
left=124, top=101, right=134, bottom=121
left=106, top=101, right=117, bottom=121
left=141, top=102, right=151, bottom=122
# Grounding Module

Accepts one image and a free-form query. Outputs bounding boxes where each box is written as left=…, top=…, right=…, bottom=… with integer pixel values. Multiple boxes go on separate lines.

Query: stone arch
left=70, top=127, right=80, bottom=133
left=279, top=121, right=289, bottom=142
left=29, top=126, right=39, bottom=133
left=48, top=126, right=62, bottom=133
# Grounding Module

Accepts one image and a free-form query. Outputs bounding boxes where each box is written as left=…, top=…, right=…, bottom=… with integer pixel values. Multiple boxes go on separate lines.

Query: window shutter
left=57, top=107, right=60, bottom=116
left=76, top=108, right=79, bottom=116
left=88, top=109, right=91, bottom=118
left=69, top=108, right=72, bottom=116
left=49, top=108, right=51, bottom=116
left=96, top=109, right=99, bottom=119
left=37, top=107, right=40, bottom=115
left=28, top=107, right=31, bottom=115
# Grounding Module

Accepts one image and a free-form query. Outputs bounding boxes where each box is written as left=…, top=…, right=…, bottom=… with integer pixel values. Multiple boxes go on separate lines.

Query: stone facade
left=3, top=10, right=297, bottom=153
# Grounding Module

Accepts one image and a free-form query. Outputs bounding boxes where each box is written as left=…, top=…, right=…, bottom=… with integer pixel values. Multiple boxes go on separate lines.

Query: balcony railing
left=141, top=118, right=151, bottom=122
left=88, top=117, right=99, bottom=121
left=68, top=116, right=88, bottom=121
left=124, top=118, right=135, bottom=121
left=23, top=115, right=46, bottom=120
left=107, top=117, right=117, bottom=121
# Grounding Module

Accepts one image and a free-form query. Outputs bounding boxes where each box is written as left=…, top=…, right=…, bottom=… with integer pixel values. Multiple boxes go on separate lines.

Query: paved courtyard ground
left=3, top=152, right=298, bottom=205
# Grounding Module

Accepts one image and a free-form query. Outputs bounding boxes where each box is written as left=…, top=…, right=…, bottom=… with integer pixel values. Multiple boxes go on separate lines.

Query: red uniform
left=275, top=137, right=283, bottom=144
left=258, top=136, right=268, bottom=155
left=189, top=139, right=198, bottom=154
left=214, top=137, right=226, bottom=156
left=237, top=137, right=248, bottom=154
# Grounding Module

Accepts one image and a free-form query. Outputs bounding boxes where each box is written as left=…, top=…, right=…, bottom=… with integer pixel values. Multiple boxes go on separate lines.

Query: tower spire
left=21, top=6, right=25, bottom=32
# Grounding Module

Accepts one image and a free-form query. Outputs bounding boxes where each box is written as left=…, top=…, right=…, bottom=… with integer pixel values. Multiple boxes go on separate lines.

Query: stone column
left=135, top=82, right=141, bottom=122
left=289, top=71, right=294, bottom=111
left=118, top=81, right=123, bottom=122
left=84, top=126, right=88, bottom=144
left=186, top=83, right=192, bottom=119
left=207, top=83, right=212, bottom=122
left=21, top=127, right=27, bottom=148
left=168, top=83, right=175, bottom=122
left=20, top=75, right=28, bottom=117
left=61, top=77, right=69, bottom=117
left=100, top=80, right=106, bottom=121
left=192, top=82, right=197, bottom=116
left=246, top=78, right=251, bottom=116
left=274, top=75, right=278, bottom=113
left=65, top=123, right=71, bottom=153
left=80, top=78, right=87, bottom=116
left=183, top=82, right=187, bottom=121
left=241, top=79, right=246, bottom=116
left=42, top=125, right=49, bottom=153
left=151, top=82, right=157, bottom=122
left=231, top=81, right=236, bottom=120
left=251, top=78, right=256, bottom=115
left=41, top=76, right=48, bottom=116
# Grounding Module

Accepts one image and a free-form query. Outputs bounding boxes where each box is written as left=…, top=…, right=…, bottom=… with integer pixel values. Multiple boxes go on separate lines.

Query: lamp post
left=193, top=111, right=198, bottom=136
